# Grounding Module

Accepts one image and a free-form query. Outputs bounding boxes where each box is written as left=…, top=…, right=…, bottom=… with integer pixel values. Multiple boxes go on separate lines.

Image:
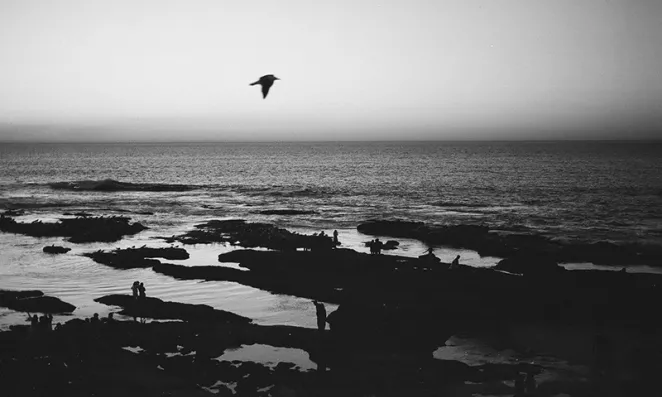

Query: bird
left=250, top=74, right=280, bottom=99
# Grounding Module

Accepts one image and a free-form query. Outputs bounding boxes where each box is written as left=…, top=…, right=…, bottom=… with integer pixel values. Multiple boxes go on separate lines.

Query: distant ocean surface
left=2, top=141, right=661, bottom=244
left=1, top=141, right=662, bottom=331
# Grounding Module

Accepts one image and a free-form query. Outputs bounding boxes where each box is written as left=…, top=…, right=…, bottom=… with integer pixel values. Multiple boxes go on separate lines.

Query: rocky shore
left=161, top=219, right=337, bottom=250
left=358, top=219, right=662, bottom=267
left=83, top=247, right=189, bottom=269
left=0, top=215, right=147, bottom=243
left=0, top=290, right=76, bottom=313
left=2, top=215, right=661, bottom=395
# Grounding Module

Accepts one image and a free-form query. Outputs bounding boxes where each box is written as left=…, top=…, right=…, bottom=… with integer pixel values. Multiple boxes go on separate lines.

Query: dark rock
left=84, top=246, right=189, bottom=269
left=0, top=289, right=75, bottom=313
left=164, top=219, right=335, bottom=251
left=357, top=220, right=662, bottom=267
left=0, top=289, right=44, bottom=301
left=383, top=240, right=399, bottom=250
left=358, top=219, right=426, bottom=238
left=94, top=294, right=252, bottom=324
left=43, top=245, right=71, bottom=254
left=84, top=250, right=161, bottom=269
left=0, top=215, right=147, bottom=243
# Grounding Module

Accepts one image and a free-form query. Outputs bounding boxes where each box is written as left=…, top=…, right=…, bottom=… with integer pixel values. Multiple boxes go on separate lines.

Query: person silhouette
left=524, top=371, right=536, bottom=394
left=333, top=230, right=339, bottom=245
left=450, top=255, right=460, bottom=269
left=514, top=373, right=526, bottom=397
left=27, top=314, right=39, bottom=333
left=374, top=238, right=383, bottom=255
left=138, top=282, right=146, bottom=299
left=131, top=281, right=139, bottom=299
left=312, top=301, right=327, bottom=332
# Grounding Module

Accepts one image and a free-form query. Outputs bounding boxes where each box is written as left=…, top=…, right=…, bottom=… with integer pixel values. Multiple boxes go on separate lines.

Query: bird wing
left=261, top=82, right=272, bottom=99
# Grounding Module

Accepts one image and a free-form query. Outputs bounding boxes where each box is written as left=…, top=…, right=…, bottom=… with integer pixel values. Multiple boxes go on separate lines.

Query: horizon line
left=1, top=138, right=662, bottom=144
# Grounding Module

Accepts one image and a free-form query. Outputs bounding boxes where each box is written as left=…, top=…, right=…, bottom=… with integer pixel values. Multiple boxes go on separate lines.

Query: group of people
left=306, top=230, right=340, bottom=251
left=514, top=371, right=537, bottom=396
left=89, top=312, right=115, bottom=325
left=131, top=281, right=146, bottom=299
left=368, top=238, right=383, bottom=255
left=26, top=313, right=53, bottom=333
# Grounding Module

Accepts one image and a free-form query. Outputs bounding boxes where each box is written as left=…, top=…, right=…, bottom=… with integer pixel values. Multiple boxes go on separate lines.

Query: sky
left=0, top=0, right=661, bottom=141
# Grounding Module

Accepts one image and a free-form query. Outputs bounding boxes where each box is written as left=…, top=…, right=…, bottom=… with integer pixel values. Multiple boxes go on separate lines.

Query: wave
left=49, top=179, right=197, bottom=192
left=232, top=185, right=332, bottom=199
left=430, top=201, right=490, bottom=208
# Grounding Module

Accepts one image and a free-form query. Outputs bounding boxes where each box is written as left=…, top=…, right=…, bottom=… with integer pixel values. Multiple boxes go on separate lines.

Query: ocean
left=1, top=141, right=659, bottom=385
left=2, top=140, right=661, bottom=325
left=2, top=141, right=661, bottom=242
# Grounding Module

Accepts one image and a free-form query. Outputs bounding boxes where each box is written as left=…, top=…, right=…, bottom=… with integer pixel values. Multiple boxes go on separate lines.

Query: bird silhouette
left=250, top=74, right=280, bottom=99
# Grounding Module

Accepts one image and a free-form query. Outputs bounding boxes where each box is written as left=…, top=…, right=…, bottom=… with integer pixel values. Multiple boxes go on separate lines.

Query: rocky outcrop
left=162, top=219, right=337, bottom=250
left=43, top=245, right=71, bottom=254
left=83, top=246, right=188, bottom=269
left=94, top=294, right=251, bottom=324
left=84, top=250, right=159, bottom=269
left=0, top=317, right=520, bottom=397
left=357, top=220, right=662, bottom=266
left=0, top=215, right=147, bottom=243
left=153, top=261, right=343, bottom=304
left=0, top=290, right=75, bottom=313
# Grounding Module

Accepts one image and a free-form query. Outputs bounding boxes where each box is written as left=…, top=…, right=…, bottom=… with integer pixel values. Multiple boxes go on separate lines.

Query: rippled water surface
left=2, top=141, right=658, bottom=391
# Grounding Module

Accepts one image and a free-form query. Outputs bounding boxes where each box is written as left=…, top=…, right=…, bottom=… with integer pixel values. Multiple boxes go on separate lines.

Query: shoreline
left=2, top=211, right=662, bottom=330
left=1, top=209, right=661, bottom=395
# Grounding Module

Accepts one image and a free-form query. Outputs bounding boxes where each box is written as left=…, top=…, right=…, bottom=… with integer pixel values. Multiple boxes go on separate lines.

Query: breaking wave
left=49, top=179, right=197, bottom=192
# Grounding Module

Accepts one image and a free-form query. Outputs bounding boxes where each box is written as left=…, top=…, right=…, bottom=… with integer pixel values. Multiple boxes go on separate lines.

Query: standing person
left=46, top=314, right=53, bottom=332
left=138, top=282, right=146, bottom=299
left=374, top=238, right=383, bottom=255
left=333, top=230, right=339, bottom=246
left=131, top=281, right=139, bottom=299
left=312, top=301, right=327, bottom=332
left=524, top=371, right=537, bottom=395
left=27, top=314, right=39, bottom=334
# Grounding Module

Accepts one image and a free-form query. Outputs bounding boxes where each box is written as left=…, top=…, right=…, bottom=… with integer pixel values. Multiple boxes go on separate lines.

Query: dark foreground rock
left=0, top=315, right=650, bottom=397
left=43, top=245, right=71, bottom=254
left=84, top=246, right=189, bottom=269
left=357, top=219, right=662, bottom=266
left=94, top=294, right=251, bottom=325
left=156, top=248, right=662, bottom=335
left=163, top=219, right=337, bottom=250
left=0, top=215, right=147, bottom=243
left=0, top=290, right=75, bottom=313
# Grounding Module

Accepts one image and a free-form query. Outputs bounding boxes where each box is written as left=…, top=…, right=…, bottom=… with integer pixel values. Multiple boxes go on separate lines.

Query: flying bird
left=250, top=74, right=280, bottom=99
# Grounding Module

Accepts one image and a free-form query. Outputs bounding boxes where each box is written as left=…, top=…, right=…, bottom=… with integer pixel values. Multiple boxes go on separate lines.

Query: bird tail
left=249, top=81, right=259, bottom=86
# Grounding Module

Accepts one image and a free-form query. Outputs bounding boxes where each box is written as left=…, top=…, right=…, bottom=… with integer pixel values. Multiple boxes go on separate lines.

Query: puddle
left=214, top=343, right=315, bottom=371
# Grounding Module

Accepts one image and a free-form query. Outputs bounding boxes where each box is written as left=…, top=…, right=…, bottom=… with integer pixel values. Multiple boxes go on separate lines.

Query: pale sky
left=1, top=0, right=661, bottom=141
